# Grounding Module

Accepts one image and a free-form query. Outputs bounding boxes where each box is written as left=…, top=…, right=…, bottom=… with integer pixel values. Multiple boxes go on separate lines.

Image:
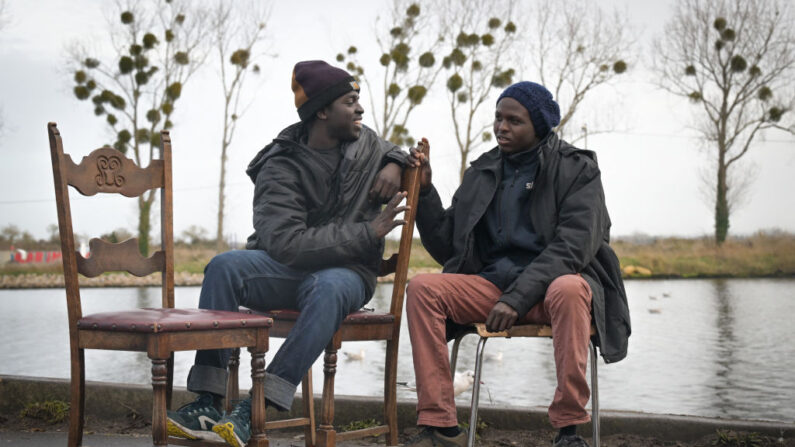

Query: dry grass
left=613, top=232, right=795, bottom=277
left=173, top=244, right=219, bottom=274
left=384, top=238, right=441, bottom=269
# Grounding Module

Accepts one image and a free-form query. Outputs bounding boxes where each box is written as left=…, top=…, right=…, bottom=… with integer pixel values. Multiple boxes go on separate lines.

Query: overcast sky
left=1, top=0, right=793, bottom=244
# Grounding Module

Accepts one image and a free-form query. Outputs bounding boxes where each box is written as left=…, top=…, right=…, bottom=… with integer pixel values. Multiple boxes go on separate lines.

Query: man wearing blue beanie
left=404, top=81, right=630, bottom=447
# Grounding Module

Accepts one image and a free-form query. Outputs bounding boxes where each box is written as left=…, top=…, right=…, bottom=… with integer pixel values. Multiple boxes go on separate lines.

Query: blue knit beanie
left=497, top=81, right=560, bottom=139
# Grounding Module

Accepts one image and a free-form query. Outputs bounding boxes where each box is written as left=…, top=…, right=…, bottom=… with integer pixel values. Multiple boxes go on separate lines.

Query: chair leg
left=449, top=335, right=465, bottom=378
left=248, top=347, right=269, bottom=447
left=68, top=347, right=85, bottom=447
left=302, top=369, right=316, bottom=447
left=589, top=341, right=600, bottom=447
left=227, top=348, right=241, bottom=412
left=316, top=342, right=339, bottom=447
left=151, top=357, right=169, bottom=446
left=166, top=353, right=174, bottom=410
left=467, top=337, right=488, bottom=447
left=384, top=339, right=400, bottom=445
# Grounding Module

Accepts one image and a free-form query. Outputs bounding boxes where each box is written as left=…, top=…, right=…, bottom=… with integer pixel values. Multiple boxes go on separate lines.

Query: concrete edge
left=1, top=374, right=793, bottom=442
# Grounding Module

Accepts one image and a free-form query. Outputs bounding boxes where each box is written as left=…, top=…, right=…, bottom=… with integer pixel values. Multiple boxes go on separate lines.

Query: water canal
left=2, top=278, right=793, bottom=422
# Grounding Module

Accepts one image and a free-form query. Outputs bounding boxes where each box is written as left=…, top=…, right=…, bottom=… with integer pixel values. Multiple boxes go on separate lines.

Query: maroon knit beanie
left=292, top=60, right=360, bottom=121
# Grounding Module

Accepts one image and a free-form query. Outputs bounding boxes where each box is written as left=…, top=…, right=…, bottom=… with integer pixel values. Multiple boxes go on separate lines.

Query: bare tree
left=336, top=1, right=443, bottom=146
left=440, top=0, right=519, bottom=181
left=180, top=224, right=210, bottom=246
left=654, top=0, right=795, bottom=243
left=210, top=1, right=270, bottom=250
left=521, top=0, right=632, bottom=144
left=68, top=0, right=208, bottom=255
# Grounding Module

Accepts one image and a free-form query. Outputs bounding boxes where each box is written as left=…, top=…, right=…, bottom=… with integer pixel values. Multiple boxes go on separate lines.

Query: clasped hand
left=485, top=302, right=519, bottom=332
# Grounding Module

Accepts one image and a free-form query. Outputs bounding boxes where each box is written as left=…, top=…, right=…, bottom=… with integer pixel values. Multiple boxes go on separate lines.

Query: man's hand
left=370, top=191, right=409, bottom=238
left=369, top=162, right=402, bottom=203
left=408, top=138, right=432, bottom=192
left=485, top=302, right=519, bottom=333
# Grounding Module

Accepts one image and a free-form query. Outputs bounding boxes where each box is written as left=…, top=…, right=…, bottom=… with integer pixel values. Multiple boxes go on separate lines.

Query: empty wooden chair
left=449, top=323, right=600, bottom=447
left=47, top=122, right=273, bottom=447
left=228, top=142, right=428, bottom=446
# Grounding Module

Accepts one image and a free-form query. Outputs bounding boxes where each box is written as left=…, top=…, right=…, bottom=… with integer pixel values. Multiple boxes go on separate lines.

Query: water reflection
left=2, top=279, right=794, bottom=422
left=136, top=286, right=153, bottom=308
left=711, top=279, right=736, bottom=418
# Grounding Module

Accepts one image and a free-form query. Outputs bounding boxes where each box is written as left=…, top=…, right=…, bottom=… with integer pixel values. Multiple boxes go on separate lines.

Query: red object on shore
left=11, top=249, right=62, bottom=264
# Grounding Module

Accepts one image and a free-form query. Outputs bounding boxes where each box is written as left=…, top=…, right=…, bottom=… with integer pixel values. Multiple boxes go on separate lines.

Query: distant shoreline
left=1, top=269, right=794, bottom=289
left=3, top=233, right=794, bottom=289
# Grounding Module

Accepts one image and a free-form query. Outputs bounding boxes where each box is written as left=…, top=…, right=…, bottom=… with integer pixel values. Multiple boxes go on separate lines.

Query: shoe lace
left=177, top=394, right=216, bottom=416
left=229, top=398, right=251, bottom=428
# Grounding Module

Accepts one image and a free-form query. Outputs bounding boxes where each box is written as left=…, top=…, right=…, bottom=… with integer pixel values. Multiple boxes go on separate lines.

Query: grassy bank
left=1, top=233, right=794, bottom=287
left=613, top=232, right=795, bottom=278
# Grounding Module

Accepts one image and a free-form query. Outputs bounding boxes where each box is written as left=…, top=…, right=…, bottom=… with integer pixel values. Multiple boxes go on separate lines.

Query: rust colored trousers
left=406, top=273, right=593, bottom=428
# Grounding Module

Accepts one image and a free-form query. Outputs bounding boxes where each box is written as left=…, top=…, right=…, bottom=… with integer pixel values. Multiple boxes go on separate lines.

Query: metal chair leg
left=467, top=337, right=488, bottom=447
left=450, top=334, right=465, bottom=378
left=589, top=341, right=599, bottom=447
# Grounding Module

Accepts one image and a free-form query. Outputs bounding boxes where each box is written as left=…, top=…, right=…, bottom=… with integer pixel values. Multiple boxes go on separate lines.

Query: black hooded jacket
left=416, top=134, right=630, bottom=363
left=245, top=122, right=406, bottom=299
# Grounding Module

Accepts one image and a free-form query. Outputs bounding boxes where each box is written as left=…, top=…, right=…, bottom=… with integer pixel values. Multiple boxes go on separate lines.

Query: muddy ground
left=1, top=411, right=792, bottom=446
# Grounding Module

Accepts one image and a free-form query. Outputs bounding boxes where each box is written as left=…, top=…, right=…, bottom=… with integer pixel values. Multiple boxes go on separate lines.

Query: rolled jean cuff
left=264, top=372, right=297, bottom=411
left=187, top=364, right=229, bottom=397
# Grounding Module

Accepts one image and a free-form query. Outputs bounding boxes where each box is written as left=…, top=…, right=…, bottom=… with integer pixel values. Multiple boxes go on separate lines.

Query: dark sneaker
left=213, top=398, right=251, bottom=447
left=404, top=427, right=467, bottom=446
left=553, top=434, right=590, bottom=447
left=166, top=393, right=223, bottom=441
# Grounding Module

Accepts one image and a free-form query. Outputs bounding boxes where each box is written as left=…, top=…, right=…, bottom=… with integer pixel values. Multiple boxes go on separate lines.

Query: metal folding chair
left=449, top=323, right=600, bottom=447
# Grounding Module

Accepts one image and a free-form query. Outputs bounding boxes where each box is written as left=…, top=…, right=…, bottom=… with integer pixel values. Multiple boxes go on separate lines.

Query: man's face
left=494, top=97, right=539, bottom=155
left=324, top=91, right=364, bottom=142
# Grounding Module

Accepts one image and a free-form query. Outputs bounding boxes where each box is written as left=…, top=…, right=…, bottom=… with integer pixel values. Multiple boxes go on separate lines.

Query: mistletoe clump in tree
left=210, top=0, right=270, bottom=249
left=441, top=0, right=519, bottom=181
left=336, top=1, right=442, bottom=147
left=654, top=0, right=795, bottom=243
left=522, top=0, right=633, bottom=144
left=70, top=1, right=207, bottom=255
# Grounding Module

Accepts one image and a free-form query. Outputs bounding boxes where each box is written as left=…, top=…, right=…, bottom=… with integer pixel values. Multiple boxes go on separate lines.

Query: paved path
left=0, top=431, right=375, bottom=446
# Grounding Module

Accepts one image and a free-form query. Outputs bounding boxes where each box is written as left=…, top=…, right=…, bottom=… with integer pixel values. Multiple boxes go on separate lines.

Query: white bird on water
left=453, top=370, right=477, bottom=396
left=397, top=370, right=481, bottom=397
left=342, top=348, right=365, bottom=361
left=484, top=350, right=503, bottom=362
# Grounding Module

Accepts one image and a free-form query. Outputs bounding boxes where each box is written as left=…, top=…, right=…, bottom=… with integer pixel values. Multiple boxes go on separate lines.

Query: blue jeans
left=186, top=250, right=368, bottom=411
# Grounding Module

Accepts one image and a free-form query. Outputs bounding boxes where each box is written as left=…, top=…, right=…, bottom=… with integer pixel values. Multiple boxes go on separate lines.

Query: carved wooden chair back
left=48, top=122, right=273, bottom=447
left=228, top=141, right=428, bottom=447
left=49, top=124, right=176, bottom=325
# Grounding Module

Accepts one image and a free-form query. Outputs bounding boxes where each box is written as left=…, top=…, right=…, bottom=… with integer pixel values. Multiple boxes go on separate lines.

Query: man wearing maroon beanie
left=168, top=60, right=411, bottom=447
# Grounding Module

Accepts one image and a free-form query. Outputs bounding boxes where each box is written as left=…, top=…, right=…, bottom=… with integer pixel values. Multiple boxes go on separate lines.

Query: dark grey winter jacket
left=416, top=134, right=630, bottom=363
left=245, top=122, right=406, bottom=298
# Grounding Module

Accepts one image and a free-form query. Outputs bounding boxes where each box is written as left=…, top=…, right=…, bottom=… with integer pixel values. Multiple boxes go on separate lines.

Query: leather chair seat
left=77, top=308, right=273, bottom=333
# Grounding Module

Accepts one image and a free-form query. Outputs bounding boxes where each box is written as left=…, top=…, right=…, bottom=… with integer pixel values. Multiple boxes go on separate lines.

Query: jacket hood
left=245, top=122, right=307, bottom=183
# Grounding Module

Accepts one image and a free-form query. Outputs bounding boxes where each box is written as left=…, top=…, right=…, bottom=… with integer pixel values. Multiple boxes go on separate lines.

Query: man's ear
left=316, top=106, right=329, bottom=121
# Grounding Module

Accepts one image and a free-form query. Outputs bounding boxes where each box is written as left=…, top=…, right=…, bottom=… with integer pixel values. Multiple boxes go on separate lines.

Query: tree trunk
left=138, top=198, right=152, bottom=257
left=216, top=143, right=228, bottom=251
left=458, top=149, right=469, bottom=184
left=715, top=160, right=729, bottom=244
